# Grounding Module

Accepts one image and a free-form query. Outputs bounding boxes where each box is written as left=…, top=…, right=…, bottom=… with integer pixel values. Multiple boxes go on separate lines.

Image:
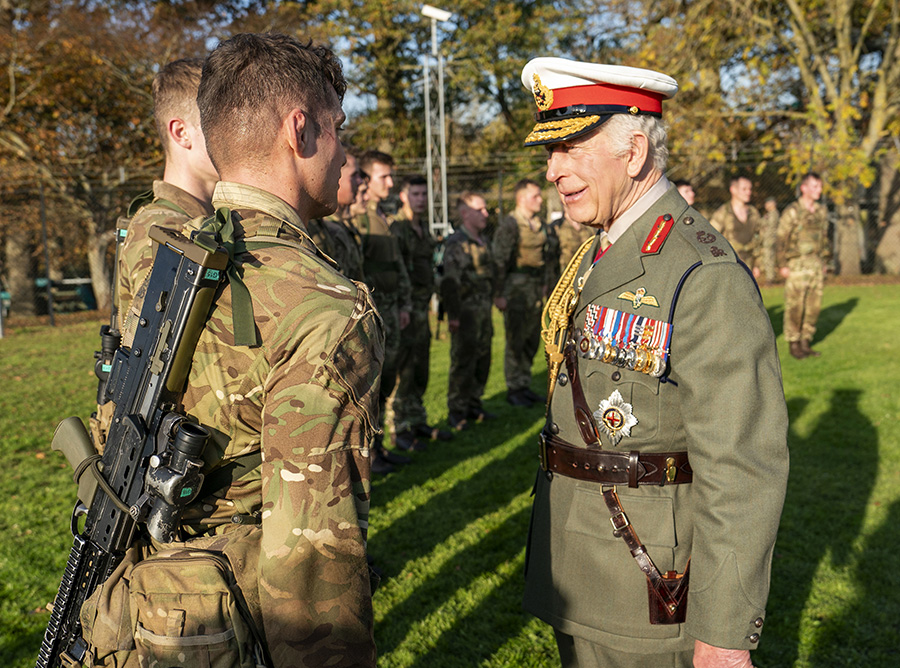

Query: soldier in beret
left=519, top=57, right=789, bottom=668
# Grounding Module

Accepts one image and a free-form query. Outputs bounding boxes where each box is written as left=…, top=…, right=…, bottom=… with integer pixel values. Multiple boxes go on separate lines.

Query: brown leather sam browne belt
left=539, top=431, right=692, bottom=487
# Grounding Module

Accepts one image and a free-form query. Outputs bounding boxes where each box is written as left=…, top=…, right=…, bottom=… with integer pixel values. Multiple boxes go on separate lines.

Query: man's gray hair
left=601, top=115, right=669, bottom=173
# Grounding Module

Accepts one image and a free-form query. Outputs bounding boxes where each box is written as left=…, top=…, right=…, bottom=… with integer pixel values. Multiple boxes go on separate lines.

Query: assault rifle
left=36, top=225, right=228, bottom=668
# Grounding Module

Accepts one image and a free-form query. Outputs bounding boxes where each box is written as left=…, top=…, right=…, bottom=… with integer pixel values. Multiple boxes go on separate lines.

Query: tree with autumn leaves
left=2, top=0, right=900, bottom=317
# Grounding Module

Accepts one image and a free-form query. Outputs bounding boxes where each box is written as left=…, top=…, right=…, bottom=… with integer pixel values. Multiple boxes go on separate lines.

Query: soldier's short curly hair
left=198, top=33, right=346, bottom=172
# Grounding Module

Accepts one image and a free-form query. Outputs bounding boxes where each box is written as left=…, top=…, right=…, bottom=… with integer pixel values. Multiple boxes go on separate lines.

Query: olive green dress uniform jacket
left=523, top=185, right=789, bottom=655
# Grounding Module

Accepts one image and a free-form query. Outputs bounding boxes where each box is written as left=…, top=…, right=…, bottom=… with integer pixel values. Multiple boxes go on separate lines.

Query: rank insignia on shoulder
left=593, top=390, right=638, bottom=446
left=642, top=214, right=674, bottom=254
left=617, top=287, right=659, bottom=309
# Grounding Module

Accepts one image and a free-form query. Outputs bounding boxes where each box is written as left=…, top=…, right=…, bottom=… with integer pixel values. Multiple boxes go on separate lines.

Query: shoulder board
left=672, top=211, right=736, bottom=265
left=641, top=214, right=675, bottom=254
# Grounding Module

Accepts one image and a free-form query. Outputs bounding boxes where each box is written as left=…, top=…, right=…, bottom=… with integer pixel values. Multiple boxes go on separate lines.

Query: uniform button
left=611, top=371, right=621, bottom=381
left=549, top=422, right=560, bottom=434
left=754, top=617, right=764, bottom=628
left=683, top=216, right=694, bottom=225
left=749, top=633, right=760, bottom=644
left=558, top=372, right=569, bottom=386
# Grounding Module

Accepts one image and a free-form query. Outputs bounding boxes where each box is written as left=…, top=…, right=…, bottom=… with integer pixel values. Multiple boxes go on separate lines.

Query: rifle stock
left=36, top=226, right=227, bottom=668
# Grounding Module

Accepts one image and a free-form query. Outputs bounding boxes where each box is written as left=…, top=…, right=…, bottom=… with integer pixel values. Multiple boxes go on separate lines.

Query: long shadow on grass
left=755, top=389, right=877, bottom=668
left=764, top=298, right=858, bottom=345
left=807, top=497, right=900, bottom=667
left=378, top=507, right=543, bottom=665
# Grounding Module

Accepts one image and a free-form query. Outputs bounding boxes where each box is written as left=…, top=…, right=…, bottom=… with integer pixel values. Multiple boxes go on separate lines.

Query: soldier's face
left=367, top=161, right=394, bottom=201
left=800, top=177, right=823, bottom=201
left=336, top=154, right=359, bottom=207
left=304, top=99, right=346, bottom=220
left=460, top=196, right=488, bottom=232
left=518, top=184, right=543, bottom=215
left=403, top=184, right=428, bottom=214
left=545, top=129, right=631, bottom=230
left=731, top=178, right=752, bottom=204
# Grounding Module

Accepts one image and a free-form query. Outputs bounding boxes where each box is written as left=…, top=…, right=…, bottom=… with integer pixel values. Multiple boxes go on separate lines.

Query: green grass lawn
left=1, top=283, right=899, bottom=667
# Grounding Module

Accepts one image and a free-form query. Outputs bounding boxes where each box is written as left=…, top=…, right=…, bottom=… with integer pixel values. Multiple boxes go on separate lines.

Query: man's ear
left=167, top=118, right=192, bottom=149
left=625, top=131, right=650, bottom=178
left=283, top=108, right=309, bottom=157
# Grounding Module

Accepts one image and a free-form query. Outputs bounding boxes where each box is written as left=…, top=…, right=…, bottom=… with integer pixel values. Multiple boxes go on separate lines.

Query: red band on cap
left=551, top=83, right=664, bottom=113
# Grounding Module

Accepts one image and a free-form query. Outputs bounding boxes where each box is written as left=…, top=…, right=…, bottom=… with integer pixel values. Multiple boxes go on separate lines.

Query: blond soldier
left=709, top=175, right=762, bottom=276
left=83, top=34, right=384, bottom=668
left=777, top=172, right=830, bottom=359
left=116, top=58, right=218, bottom=326
left=520, top=57, right=788, bottom=668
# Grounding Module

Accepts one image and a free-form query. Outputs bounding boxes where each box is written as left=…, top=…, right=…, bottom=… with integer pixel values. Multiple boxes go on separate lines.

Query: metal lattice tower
left=423, top=8, right=451, bottom=239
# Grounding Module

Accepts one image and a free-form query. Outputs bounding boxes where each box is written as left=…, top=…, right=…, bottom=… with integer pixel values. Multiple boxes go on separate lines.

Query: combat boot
left=800, top=339, right=821, bottom=357
left=789, top=341, right=807, bottom=359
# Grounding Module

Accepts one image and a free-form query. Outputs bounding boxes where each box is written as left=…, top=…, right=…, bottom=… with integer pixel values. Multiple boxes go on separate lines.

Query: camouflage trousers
left=393, top=298, right=432, bottom=432
left=784, top=255, right=824, bottom=343
left=447, top=301, right=493, bottom=417
left=503, top=273, right=543, bottom=392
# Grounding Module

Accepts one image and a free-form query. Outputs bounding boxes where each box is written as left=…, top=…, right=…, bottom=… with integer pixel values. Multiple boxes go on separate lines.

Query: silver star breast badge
left=593, top=389, right=638, bottom=446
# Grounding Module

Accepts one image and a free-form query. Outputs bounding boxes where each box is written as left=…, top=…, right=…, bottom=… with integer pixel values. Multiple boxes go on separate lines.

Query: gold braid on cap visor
left=525, top=115, right=603, bottom=144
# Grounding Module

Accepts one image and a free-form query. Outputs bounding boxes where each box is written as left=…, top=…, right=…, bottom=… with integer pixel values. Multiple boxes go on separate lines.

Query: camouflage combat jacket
left=391, top=215, right=436, bottom=308
left=492, top=209, right=552, bottom=297
left=556, top=219, right=595, bottom=274
left=351, top=200, right=412, bottom=312
left=709, top=202, right=762, bottom=268
left=441, top=225, right=494, bottom=320
left=116, top=180, right=213, bottom=320
left=178, top=181, right=384, bottom=666
left=777, top=199, right=831, bottom=265
left=307, top=214, right=366, bottom=282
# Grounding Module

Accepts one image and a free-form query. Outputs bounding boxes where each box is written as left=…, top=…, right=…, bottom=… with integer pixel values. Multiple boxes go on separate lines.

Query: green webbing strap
left=126, top=189, right=154, bottom=217
left=197, top=451, right=263, bottom=502
left=199, top=208, right=259, bottom=347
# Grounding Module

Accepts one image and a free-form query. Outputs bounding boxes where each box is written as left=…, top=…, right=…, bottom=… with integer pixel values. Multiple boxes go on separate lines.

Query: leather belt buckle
left=539, top=432, right=549, bottom=472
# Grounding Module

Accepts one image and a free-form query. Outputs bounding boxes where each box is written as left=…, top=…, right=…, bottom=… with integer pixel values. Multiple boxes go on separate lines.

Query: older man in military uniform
left=520, top=58, right=789, bottom=668
left=777, top=172, right=830, bottom=359
left=493, top=178, right=554, bottom=407
left=710, top=175, right=762, bottom=277
left=81, top=34, right=384, bottom=667
left=442, top=192, right=496, bottom=430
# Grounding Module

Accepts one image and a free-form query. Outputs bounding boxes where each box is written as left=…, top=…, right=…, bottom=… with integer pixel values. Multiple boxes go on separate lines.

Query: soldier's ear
left=283, top=108, right=309, bottom=157
left=168, top=118, right=192, bottom=150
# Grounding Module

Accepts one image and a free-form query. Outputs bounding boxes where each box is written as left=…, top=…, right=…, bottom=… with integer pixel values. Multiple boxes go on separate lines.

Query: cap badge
left=532, top=73, right=554, bottom=111
left=617, top=287, right=659, bottom=309
left=594, top=390, right=638, bottom=446
left=629, top=105, right=639, bottom=115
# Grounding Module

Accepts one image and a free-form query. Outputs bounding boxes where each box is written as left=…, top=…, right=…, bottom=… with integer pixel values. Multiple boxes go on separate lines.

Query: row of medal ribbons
left=576, top=305, right=673, bottom=378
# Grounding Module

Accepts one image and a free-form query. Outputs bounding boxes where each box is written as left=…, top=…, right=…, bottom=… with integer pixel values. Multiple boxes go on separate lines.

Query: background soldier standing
left=493, top=178, right=552, bottom=407
left=556, top=214, right=596, bottom=276
left=777, top=172, right=831, bottom=359
left=442, top=192, right=495, bottom=430
left=116, top=58, right=218, bottom=326
left=710, top=175, right=762, bottom=277
left=760, top=197, right=780, bottom=284
left=391, top=176, right=451, bottom=448
left=353, top=149, right=413, bottom=471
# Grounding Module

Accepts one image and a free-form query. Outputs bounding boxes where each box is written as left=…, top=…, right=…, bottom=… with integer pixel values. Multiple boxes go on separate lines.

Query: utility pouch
left=128, top=548, right=262, bottom=668
left=647, top=560, right=690, bottom=625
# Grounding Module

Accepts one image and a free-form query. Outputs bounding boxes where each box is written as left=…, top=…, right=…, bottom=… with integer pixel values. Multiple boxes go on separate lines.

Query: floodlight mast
left=421, top=4, right=453, bottom=238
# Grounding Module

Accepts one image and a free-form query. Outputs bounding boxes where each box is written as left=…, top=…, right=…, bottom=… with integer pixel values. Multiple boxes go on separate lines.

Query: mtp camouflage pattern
left=709, top=202, right=762, bottom=269
left=777, top=199, right=831, bottom=343
left=307, top=215, right=367, bottom=282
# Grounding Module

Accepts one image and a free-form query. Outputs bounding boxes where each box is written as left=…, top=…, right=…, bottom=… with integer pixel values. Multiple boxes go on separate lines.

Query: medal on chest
left=579, top=304, right=672, bottom=377
left=593, top=389, right=638, bottom=446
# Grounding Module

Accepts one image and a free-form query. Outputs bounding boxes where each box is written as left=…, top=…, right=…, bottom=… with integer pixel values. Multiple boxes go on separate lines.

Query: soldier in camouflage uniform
left=777, top=172, right=830, bottom=359
left=391, top=175, right=452, bottom=448
left=442, top=192, right=496, bottom=430
left=307, top=150, right=366, bottom=281
left=709, top=176, right=762, bottom=277
left=116, top=58, right=218, bottom=327
left=492, top=178, right=554, bottom=407
left=556, top=215, right=596, bottom=275
left=759, top=198, right=780, bottom=284
left=83, top=34, right=384, bottom=667
left=353, top=150, right=413, bottom=471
